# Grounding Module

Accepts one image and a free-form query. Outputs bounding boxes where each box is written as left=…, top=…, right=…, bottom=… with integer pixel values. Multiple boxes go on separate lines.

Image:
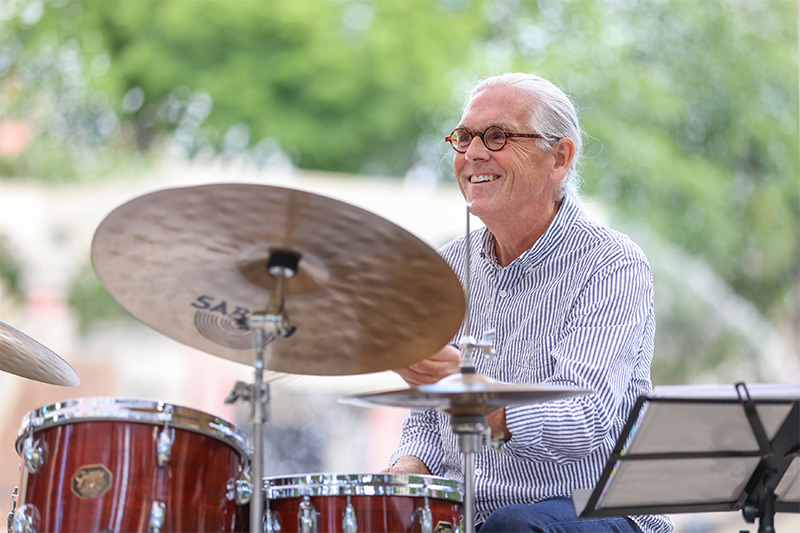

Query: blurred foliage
left=66, top=263, right=132, bottom=332
left=1, top=0, right=485, bottom=177
left=0, top=237, right=23, bottom=302
left=1, top=0, right=797, bottom=383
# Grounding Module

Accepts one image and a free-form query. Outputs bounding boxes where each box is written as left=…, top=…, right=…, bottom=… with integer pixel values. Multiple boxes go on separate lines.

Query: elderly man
left=385, top=73, right=673, bottom=533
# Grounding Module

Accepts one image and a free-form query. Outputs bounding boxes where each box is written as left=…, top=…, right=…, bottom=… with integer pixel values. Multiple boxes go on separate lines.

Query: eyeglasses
left=445, top=125, right=553, bottom=153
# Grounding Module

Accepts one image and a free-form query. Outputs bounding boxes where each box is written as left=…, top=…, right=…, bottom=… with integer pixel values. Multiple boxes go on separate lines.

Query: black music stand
left=572, top=383, right=800, bottom=533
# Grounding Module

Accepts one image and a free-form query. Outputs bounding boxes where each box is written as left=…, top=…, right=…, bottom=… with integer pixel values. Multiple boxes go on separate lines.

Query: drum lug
left=235, top=477, right=252, bottom=506
left=412, top=493, right=433, bottom=533
left=147, top=501, right=166, bottom=533
left=22, top=436, right=46, bottom=474
left=155, top=428, right=174, bottom=467
left=155, top=404, right=175, bottom=467
left=10, top=503, right=39, bottom=533
left=226, top=470, right=252, bottom=505
left=264, top=509, right=281, bottom=533
left=298, top=495, right=317, bottom=533
left=342, top=493, right=357, bottom=533
left=7, top=487, right=18, bottom=533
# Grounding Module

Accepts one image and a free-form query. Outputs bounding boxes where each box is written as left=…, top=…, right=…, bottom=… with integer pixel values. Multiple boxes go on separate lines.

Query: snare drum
left=11, top=397, right=250, bottom=532
left=263, top=472, right=463, bottom=532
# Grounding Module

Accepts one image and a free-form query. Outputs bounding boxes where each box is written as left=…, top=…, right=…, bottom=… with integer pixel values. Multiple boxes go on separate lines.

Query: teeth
left=470, top=175, right=498, bottom=183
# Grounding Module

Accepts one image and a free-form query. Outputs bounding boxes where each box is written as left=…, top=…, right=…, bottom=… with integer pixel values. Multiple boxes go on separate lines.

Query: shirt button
left=498, top=290, right=508, bottom=298
left=475, top=468, right=482, bottom=476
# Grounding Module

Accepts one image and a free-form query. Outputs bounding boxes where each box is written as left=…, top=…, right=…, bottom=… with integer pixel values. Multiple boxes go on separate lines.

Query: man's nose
left=464, top=135, right=490, bottom=161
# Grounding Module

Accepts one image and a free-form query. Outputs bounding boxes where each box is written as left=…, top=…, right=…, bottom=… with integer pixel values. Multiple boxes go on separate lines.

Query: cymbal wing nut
left=267, top=250, right=301, bottom=278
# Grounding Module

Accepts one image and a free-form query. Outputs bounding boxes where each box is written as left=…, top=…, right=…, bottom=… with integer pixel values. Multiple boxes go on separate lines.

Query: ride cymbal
left=91, top=184, right=466, bottom=375
left=0, top=320, right=79, bottom=386
left=341, top=372, right=593, bottom=416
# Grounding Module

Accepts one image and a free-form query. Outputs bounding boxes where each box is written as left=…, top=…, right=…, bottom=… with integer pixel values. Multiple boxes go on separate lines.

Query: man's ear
left=549, top=137, right=576, bottom=183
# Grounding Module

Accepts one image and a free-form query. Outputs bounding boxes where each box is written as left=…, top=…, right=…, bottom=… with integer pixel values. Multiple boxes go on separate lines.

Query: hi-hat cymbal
left=0, top=320, right=80, bottom=386
left=91, top=184, right=466, bottom=375
left=341, top=372, right=593, bottom=416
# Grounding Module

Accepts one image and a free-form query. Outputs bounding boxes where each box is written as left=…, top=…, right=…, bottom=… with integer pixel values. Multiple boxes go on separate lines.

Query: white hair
left=467, top=73, right=584, bottom=200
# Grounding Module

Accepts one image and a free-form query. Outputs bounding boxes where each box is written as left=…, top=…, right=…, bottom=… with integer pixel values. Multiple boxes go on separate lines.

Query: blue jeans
left=478, top=498, right=643, bottom=532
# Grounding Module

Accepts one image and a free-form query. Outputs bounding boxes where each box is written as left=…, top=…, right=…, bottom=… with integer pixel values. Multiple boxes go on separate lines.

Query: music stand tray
left=572, top=383, right=799, bottom=532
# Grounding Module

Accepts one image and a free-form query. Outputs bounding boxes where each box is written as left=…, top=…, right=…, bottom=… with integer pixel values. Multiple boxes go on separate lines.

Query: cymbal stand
left=227, top=250, right=299, bottom=533
left=451, top=414, right=487, bottom=533
left=450, top=205, right=495, bottom=533
left=457, top=204, right=496, bottom=374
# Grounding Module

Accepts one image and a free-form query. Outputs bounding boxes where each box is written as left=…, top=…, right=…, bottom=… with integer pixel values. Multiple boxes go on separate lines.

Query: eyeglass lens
left=451, top=126, right=507, bottom=152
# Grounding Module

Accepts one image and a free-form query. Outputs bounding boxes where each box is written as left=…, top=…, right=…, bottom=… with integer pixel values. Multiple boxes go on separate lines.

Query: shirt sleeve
left=502, top=255, right=655, bottom=464
left=388, top=408, right=446, bottom=475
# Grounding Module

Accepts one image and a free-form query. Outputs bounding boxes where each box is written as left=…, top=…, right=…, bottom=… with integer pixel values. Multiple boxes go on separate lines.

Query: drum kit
left=3, top=183, right=591, bottom=533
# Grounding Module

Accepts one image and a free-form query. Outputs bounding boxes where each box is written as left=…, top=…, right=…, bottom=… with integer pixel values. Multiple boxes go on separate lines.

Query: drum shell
left=15, top=398, right=248, bottom=532
left=261, top=473, right=463, bottom=532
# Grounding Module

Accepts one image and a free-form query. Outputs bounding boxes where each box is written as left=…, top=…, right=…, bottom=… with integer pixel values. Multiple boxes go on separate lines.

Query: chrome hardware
left=10, top=504, right=38, bottom=533
left=22, top=435, right=46, bottom=474
left=226, top=478, right=235, bottom=501
left=225, top=381, right=252, bottom=404
left=342, top=492, right=357, bottom=533
left=235, top=476, right=251, bottom=505
left=412, top=491, right=433, bottom=533
left=148, top=501, right=165, bottom=533
left=459, top=329, right=496, bottom=361
left=155, top=428, right=174, bottom=467
left=298, top=495, right=317, bottom=533
left=228, top=465, right=251, bottom=505
left=155, top=405, right=175, bottom=467
left=264, top=509, right=281, bottom=533
left=7, top=487, right=18, bottom=533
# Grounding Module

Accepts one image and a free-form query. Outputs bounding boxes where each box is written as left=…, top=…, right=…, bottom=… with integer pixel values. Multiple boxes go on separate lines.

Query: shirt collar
left=480, top=194, right=581, bottom=271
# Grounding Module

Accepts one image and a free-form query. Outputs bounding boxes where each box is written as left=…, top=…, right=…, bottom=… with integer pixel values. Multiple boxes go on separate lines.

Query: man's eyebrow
left=456, top=123, right=515, bottom=131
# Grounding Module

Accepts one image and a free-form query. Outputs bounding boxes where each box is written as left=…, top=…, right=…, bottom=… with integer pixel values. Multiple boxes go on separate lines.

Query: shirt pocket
left=507, top=335, right=558, bottom=384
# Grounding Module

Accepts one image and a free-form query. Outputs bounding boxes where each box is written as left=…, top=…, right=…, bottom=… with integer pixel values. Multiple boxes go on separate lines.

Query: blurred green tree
left=1, top=0, right=797, bottom=382
left=1, top=0, right=485, bottom=177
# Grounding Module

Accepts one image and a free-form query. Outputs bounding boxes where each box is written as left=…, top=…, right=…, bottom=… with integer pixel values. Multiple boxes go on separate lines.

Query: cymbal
left=91, top=184, right=466, bottom=375
left=341, top=372, right=593, bottom=416
left=0, top=320, right=80, bottom=386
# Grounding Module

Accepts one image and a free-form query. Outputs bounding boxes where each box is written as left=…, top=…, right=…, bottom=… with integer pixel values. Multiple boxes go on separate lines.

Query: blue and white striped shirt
left=390, top=195, right=672, bottom=533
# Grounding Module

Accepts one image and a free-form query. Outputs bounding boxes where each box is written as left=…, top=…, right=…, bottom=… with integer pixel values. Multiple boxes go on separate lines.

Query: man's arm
left=502, top=257, right=655, bottom=463
left=392, top=344, right=461, bottom=386
left=382, top=454, right=432, bottom=475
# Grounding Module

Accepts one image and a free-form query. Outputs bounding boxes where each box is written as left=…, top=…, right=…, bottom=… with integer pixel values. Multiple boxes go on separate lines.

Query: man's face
left=453, top=85, right=559, bottom=223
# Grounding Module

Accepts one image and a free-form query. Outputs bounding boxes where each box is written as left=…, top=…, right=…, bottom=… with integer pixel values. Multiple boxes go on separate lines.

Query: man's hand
left=381, top=455, right=432, bottom=475
left=488, top=407, right=511, bottom=443
left=393, top=344, right=461, bottom=386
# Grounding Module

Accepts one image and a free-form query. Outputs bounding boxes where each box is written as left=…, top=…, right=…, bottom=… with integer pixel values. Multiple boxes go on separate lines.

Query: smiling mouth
left=469, top=174, right=500, bottom=183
